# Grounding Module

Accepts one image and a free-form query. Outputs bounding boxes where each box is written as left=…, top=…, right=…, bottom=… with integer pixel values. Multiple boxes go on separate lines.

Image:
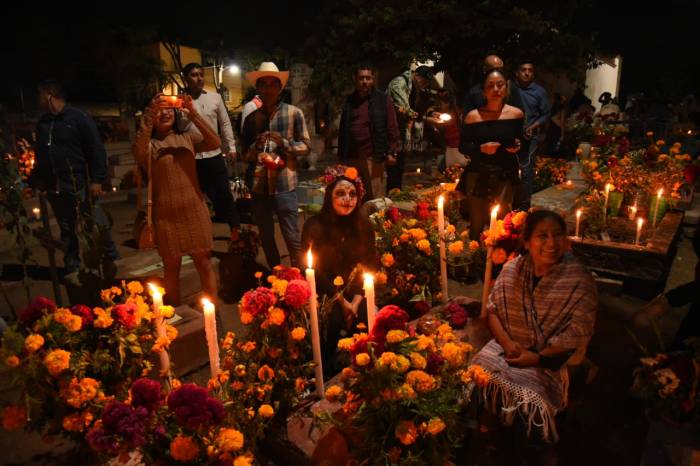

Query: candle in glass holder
left=575, top=209, right=582, bottom=239
left=363, top=273, right=376, bottom=331
left=201, top=298, right=220, bottom=379
left=635, top=217, right=645, bottom=246
left=148, top=283, right=170, bottom=375
left=437, top=195, right=448, bottom=303
left=628, top=204, right=638, bottom=221
left=603, top=183, right=612, bottom=222
left=305, top=249, right=324, bottom=398
left=652, top=188, right=663, bottom=228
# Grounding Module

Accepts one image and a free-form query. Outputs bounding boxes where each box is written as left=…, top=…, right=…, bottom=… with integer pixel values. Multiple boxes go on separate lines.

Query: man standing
left=181, top=63, right=241, bottom=240
left=387, top=65, right=435, bottom=191
left=338, top=64, right=400, bottom=200
left=31, top=79, right=119, bottom=277
left=241, top=62, right=310, bottom=267
left=514, top=61, right=550, bottom=210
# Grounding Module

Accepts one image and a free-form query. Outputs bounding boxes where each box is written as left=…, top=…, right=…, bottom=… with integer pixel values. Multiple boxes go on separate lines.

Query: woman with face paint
left=300, top=165, right=377, bottom=378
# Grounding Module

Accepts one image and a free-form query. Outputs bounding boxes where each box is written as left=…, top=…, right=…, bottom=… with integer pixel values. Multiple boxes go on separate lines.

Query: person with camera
left=180, top=63, right=241, bottom=241
left=31, top=79, right=120, bottom=281
left=132, top=93, right=221, bottom=308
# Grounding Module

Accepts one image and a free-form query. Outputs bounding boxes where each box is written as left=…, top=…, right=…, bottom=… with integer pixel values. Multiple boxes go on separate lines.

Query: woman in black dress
left=300, top=165, right=376, bottom=377
left=459, top=69, right=524, bottom=240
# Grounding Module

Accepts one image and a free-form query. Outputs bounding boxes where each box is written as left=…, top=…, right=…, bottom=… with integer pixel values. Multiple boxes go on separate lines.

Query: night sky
left=2, top=0, right=698, bottom=110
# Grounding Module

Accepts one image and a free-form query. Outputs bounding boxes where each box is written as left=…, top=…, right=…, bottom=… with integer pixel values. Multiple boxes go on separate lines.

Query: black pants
left=386, top=151, right=406, bottom=192
left=195, top=154, right=240, bottom=228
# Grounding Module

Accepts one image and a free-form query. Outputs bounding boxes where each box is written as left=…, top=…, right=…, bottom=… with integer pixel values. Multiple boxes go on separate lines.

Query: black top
left=459, top=117, right=524, bottom=173
left=32, top=105, right=108, bottom=192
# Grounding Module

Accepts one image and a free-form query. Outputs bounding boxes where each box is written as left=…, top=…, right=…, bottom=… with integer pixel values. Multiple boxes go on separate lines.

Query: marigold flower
left=257, top=365, right=275, bottom=381
left=159, top=305, right=174, bottom=319
left=414, top=334, right=435, bottom=352
left=376, top=272, right=388, bottom=285
left=165, top=324, right=178, bottom=341
left=258, top=404, right=274, bottom=418
left=266, top=307, right=286, bottom=326
left=222, top=332, right=236, bottom=350
left=461, top=365, right=490, bottom=387
left=291, top=327, right=306, bottom=341
left=406, top=370, right=437, bottom=393
left=655, top=139, right=665, bottom=147
left=337, top=337, right=354, bottom=351
left=492, top=247, right=507, bottom=265
left=409, top=352, right=427, bottom=369
left=24, top=334, right=45, bottom=353
left=216, top=427, right=245, bottom=452
left=386, top=330, right=409, bottom=344
left=241, top=341, right=256, bottom=353
left=62, top=411, right=94, bottom=432
left=381, top=253, right=395, bottom=268
left=377, top=351, right=398, bottom=368
left=397, top=383, right=417, bottom=400
left=447, top=241, right=464, bottom=255
left=170, top=434, right=200, bottom=462
left=240, top=311, right=254, bottom=325
left=126, top=281, right=144, bottom=295
left=62, top=377, right=100, bottom=408
left=425, top=418, right=446, bottom=435
left=2, top=405, right=27, bottom=430
left=234, top=454, right=255, bottom=466
left=295, top=377, right=306, bottom=393
left=408, top=228, right=427, bottom=240
left=5, top=355, right=20, bottom=368
left=512, top=211, right=528, bottom=227
left=446, top=224, right=456, bottom=235
left=341, top=367, right=357, bottom=381
left=355, top=353, right=370, bottom=366
left=416, top=239, right=431, bottom=254
left=325, top=385, right=343, bottom=402
left=64, top=315, right=82, bottom=332
left=392, top=355, right=411, bottom=373
left=395, top=420, right=418, bottom=445
left=44, top=349, right=71, bottom=376
left=271, top=279, right=289, bottom=296
left=333, top=276, right=344, bottom=287
left=441, top=342, right=466, bottom=367
left=93, top=307, right=113, bottom=328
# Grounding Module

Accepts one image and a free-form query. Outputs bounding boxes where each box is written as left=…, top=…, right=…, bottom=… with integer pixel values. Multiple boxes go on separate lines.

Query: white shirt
left=240, top=96, right=262, bottom=132
left=184, top=90, right=237, bottom=159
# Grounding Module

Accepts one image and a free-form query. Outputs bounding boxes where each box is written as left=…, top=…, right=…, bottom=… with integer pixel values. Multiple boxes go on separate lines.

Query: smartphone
left=160, top=95, right=183, bottom=108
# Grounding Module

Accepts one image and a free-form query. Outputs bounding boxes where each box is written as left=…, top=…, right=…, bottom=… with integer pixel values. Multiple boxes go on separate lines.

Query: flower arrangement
left=15, top=138, right=36, bottom=181
left=444, top=164, right=464, bottom=183
left=319, top=305, right=487, bottom=465
left=227, top=227, right=261, bottom=261
left=479, top=210, right=528, bottom=268
left=214, top=265, right=314, bottom=446
left=533, top=158, right=572, bottom=192
left=0, top=284, right=177, bottom=441
left=370, top=203, right=471, bottom=307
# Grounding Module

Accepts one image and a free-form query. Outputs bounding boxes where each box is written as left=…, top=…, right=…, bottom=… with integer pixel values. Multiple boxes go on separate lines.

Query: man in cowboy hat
left=241, top=62, right=311, bottom=267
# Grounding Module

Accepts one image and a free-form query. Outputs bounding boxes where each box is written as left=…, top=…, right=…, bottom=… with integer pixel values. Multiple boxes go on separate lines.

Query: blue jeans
left=46, top=190, right=120, bottom=274
left=516, top=132, right=544, bottom=210
left=251, top=190, right=301, bottom=267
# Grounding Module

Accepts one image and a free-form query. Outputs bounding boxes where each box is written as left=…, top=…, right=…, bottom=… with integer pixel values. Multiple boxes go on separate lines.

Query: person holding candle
left=471, top=210, right=598, bottom=442
left=300, top=165, right=377, bottom=377
left=458, top=69, right=524, bottom=241
left=133, top=94, right=220, bottom=308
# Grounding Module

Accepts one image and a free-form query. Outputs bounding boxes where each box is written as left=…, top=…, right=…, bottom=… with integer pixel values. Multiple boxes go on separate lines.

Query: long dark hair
left=150, top=108, right=185, bottom=138
left=522, top=210, right=567, bottom=242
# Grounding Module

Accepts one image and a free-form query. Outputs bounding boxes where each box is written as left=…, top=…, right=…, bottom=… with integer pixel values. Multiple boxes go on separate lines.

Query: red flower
left=444, top=303, right=468, bottom=329
left=415, top=202, right=430, bottom=220
left=130, top=378, right=163, bottom=412
left=607, top=155, right=618, bottom=168
left=274, top=265, right=303, bottom=282
left=284, top=280, right=311, bottom=308
left=167, top=384, right=224, bottom=430
left=19, top=296, right=56, bottom=327
left=413, top=301, right=431, bottom=317
left=112, top=303, right=138, bottom=329
left=387, top=207, right=402, bottom=223
left=350, top=335, right=370, bottom=357
left=70, top=304, right=94, bottom=327
left=241, top=287, right=277, bottom=316
left=370, top=305, right=409, bottom=345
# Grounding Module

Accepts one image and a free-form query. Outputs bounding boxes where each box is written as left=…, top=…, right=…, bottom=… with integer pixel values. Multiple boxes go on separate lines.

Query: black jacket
left=338, top=88, right=392, bottom=163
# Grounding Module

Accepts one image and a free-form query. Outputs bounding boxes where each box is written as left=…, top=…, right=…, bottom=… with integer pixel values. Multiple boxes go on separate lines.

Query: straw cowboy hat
left=246, top=62, right=289, bottom=88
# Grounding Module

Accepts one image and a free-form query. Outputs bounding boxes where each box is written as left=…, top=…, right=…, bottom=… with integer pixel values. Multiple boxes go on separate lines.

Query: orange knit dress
left=142, top=130, right=213, bottom=260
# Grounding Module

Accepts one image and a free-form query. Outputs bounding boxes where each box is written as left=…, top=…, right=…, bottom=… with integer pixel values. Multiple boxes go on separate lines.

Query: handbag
left=133, top=152, right=156, bottom=249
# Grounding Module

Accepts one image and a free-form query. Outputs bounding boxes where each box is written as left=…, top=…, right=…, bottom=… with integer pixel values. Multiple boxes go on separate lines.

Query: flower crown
left=321, top=165, right=366, bottom=200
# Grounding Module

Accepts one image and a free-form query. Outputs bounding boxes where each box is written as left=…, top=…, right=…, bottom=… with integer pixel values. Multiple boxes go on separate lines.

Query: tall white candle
left=652, top=188, right=663, bottom=228
left=437, top=195, right=448, bottom=303
left=148, top=283, right=170, bottom=376
left=575, top=209, right=582, bottom=239
left=481, top=204, right=500, bottom=317
left=603, top=183, right=612, bottom=223
left=363, top=273, right=376, bottom=331
left=201, top=298, right=220, bottom=379
left=305, top=249, right=324, bottom=398
left=635, top=217, right=644, bottom=246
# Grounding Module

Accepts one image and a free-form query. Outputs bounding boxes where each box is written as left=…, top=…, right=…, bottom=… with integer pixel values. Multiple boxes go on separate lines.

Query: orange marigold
left=216, top=428, right=245, bottom=453
left=258, top=404, right=274, bottom=418
left=44, top=349, right=71, bottom=377
left=5, top=356, right=20, bottom=367
left=267, top=307, right=286, bottom=326
left=395, top=420, right=418, bottom=445
left=257, top=365, right=275, bottom=381
left=24, top=334, right=45, bottom=353
left=291, top=327, right=306, bottom=341
left=170, top=434, right=200, bottom=462
left=381, top=253, right=395, bottom=268
left=491, top=247, right=507, bottom=265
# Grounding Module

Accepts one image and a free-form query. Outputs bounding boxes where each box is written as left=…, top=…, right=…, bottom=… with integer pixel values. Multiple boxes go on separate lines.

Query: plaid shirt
left=242, top=102, right=311, bottom=194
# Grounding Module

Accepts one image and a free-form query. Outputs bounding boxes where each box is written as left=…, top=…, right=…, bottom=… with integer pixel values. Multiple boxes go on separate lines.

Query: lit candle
left=481, top=204, right=500, bottom=317
left=363, top=273, right=376, bottom=331
left=439, top=113, right=452, bottom=122
left=201, top=298, right=220, bottom=379
left=489, top=204, right=500, bottom=231
left=148, top=283, right=170, bottom=376
left=32, top=207, right=40, bottom=220
left=635, top=217, right=644, bottom=246
left=652, top=188, right=663, bottom=228
left=566, top=180, right=573, bottom=189
left=575, top=209, right=582, bottom=239
left=416, top=168, right=421, bottom=175
left=629, top=204, right=638, bottom=221
left=437, top=195, right=448, bottom=303
left=305, top=249, right=324, bottom=398
left=603, top=183, right=612, bottom=223
left=112, top=186, right=117, bottom=192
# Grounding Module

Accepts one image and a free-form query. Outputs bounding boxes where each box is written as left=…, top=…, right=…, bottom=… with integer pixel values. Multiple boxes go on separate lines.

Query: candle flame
left=637, top=217, right=644, bottom=227
left=605, top=183, right=612, bottom=193
left=439, top=113, right=452, bottom=122
left=657, top=188, right=663, bottom=197
left=148, top=283, right=163, bottom=299
left=32, top=207, right=40, bottom=213
left=438, top=195, right=444, bottom=209
left=201, top=297, right=214, bottom=311
left=417, top=168, right=421, bottom=174
left=363, top=272, right=374, bottom=283
left=576, top=209, right=582, bottom=218
left=306, top=248, right=313, bottom=269
left=491, top=205, right=500, bottom=217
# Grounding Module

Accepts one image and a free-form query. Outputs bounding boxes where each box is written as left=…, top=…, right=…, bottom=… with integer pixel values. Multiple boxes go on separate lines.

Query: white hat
left=246, top=62, right=289, bottom=88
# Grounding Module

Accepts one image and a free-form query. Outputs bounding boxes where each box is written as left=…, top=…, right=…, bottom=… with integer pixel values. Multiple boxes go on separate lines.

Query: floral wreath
left=320, top=165, right=366, bottom=200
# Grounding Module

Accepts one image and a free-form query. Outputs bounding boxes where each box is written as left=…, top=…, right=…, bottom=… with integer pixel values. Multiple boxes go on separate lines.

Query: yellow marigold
left=392, top=356, right=411, bottom=373
left=416, top=239, right=431, bottom=254
left=44, top=349, right=71, bottom=377
left=399, top=232, right=411, bottom=242
left=271, top=279, right=288, bottom=296
left=24, top=334, right=45, bottom=353
left=395, top=420, right=418, bottom=446
left=233, top=454, right=255, bottom=466
left=258, top=404, right=274, bottom=418
left=448, top=241, right=464, bottom=255
left=408, top=228, right=427, bottom=240
left=62, top=377, right=100, bottom=408
left=159, top=305, right=174, bottom=319
left=337, top=337, right=354, bottom=351
left=377, top=351, right=398, bottom=368
left=216, top=427, right=245, bottom=453
left=406, top=218, right=417, bottom=227
left=446, top=224, right=456, bottom=235
left=414, top=335, right=435, bottom=352
left=53, top=307, right=72, bottom=325
left=241, top=341, right=256, bottom=353
left=441, top=342, right=466, bottom=367
left=267, top=275, right=277, bottom=284
left=151, top=336, right=170, bottom=353
left=325, top=385, right=344, bottom=402
left=397, top=383, right=417, bottom=400
left=512, top=211, right=528, bottom=227
left=492, top=247, right=507, bottom=265
left=64, top=315, right=82, bottom=332
left=240, top=311, right=254, bottom=325
left=291, top=327, right=306, bottom=341
left=266, top=307, right=286, bottom=326
left=376, top=272, right=388, bottom=285
left=341, top=367, right=357, bottom=381
left=126, top=281, right=144, bottom=295
left=386, top=330, right=409, bottom=344
left=410, top=352, right=427, bottom=370
left=2, top=405, right=27, bottom=430
left=355, top=353, right=370, bottom=367
left=333, top=276, right=344, bottom=287
left=425, top=418, right=446, bottom=435
left=165, top=324, right=178, bottom=341
left=170, top=434, right=200, bottom=462
left=461, top=365, right=491, bottom=387
left=469, top=240, right=480, bottom=251
left=406, top=370, right=437, bottom=393
left=257, top=365, right=275, bottom=381
left=222, top=332, right=236, bottom=350
left=254, top=271, right=263, bottom=279
left=62, top=411, right=94, bottom=433
left=93, top=307, right=113, bottom=328
left=100, top=286, right=122, bottom=302
left=5, top=356, right=20, bottom=368
left=381, top=252, right=395, bottom=268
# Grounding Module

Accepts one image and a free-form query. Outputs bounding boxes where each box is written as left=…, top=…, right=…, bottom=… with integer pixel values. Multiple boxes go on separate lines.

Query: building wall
left=585, top=55, right=623, bottom=111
